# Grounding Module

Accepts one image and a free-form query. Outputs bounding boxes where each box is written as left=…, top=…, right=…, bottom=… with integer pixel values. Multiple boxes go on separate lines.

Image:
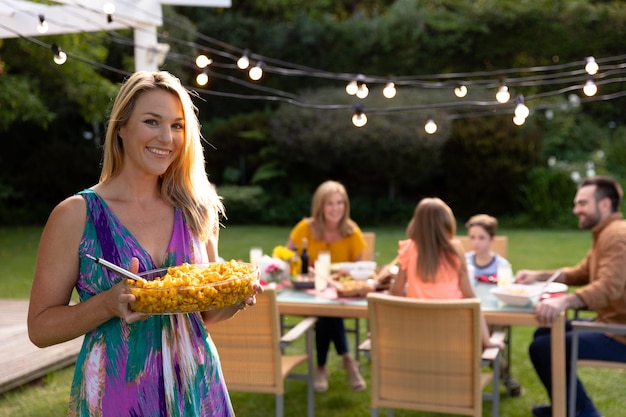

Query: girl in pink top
left=390, top=197, right=502, bottom=349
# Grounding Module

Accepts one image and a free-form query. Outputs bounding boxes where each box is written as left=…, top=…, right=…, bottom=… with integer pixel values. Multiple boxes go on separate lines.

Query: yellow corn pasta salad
left=125, top=261, right=258, bottom=313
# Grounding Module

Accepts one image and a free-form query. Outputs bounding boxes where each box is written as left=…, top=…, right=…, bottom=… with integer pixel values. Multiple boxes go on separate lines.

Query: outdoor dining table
left=276, top=282, right=567, bottom=417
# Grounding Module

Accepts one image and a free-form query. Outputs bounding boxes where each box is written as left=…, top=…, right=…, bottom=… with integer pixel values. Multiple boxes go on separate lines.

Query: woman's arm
left=28, top=197, right=141, bottom=347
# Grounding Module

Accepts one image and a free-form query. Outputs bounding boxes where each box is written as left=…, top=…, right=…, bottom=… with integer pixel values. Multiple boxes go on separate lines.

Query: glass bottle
left=300, top=238, right=310, bottom=275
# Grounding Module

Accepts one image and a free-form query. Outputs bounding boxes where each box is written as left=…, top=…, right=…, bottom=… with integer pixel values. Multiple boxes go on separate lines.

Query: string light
left=585, top=56, right=599, bottom=75
left=237, top=50, right=250, bottom=70
left=513, top=115, right=526, bottom=126
left=352, top=104, right=367, bottom=127
left=196, top=70, right=209, bottom=86
left=51, top=44, right=67, bottom=65
left=424, top=116, right=437, bottom=134
left=37, top=14, right=48, bottom=34
left=583, top=76, right=598, bottom=96
left=345, top=79, right=358, bottom=95
left=496, top=81, right=511, bottom=103
left=514, top=95, right=530, bottom=119
left=195, top=54, right=213, bottom=68
left=103, top=2, right=115, bottom=24
left=3, top=0, right=624, bottom=129
left=382, top=81, right=396, bottom=99
left=249, top=61, right=264, bottom=81
left=454, top=84, right=468, bottom=98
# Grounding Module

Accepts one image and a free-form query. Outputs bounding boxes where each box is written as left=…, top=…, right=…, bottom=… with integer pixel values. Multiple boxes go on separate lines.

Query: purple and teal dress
left=69, top=189, right=233, bottom=417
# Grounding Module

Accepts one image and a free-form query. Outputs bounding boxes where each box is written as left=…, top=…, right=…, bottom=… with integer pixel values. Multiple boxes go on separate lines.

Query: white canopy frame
left=0, top=0, right=231, bottom=71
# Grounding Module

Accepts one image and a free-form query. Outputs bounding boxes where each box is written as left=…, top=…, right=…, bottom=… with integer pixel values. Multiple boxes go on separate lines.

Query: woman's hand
left=115, top=257, right=150, bottom=323
left=237, top=281, right=264, bottom=310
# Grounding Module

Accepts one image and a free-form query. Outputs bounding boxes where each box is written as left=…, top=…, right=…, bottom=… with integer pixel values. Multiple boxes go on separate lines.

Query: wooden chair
left=367, top=292, right=501, bottom=417
left=456, top=235, right=508, bottom=258
left=568, top=320, right=626, bottom=417
left=208, top=288, right=317, bottom=417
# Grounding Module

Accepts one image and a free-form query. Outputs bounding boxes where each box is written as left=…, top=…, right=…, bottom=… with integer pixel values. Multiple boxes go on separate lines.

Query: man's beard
left=579, top=210, right=601, bottom=229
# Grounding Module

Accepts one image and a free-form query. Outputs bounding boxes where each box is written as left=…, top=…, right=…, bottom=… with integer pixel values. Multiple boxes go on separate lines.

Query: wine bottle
left=300, top=238, right=310, bottom=275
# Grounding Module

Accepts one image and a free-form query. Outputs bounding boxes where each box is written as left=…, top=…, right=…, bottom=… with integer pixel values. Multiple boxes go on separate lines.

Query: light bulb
left=496, top=85, right=510, bottom=103
left=382, top=82, right=396, bottom=99
left=513, top=115, right=526, bottom=126
left=37, top=15, right=48, bottom=34
left=352, top=113, right=367, bottom=127
left=454, top=85, right=467, bottom=98
left=103, top=2, right=116, bottom=14
left=585, top=56, right=599, bottom=75
left=195, top=54, right=212, bottom=68
left=514, top=96, right=530, bottom=119
left=237, top=54, right=249, bottom=70
left=196, top=72, right=209, bottom=86
left=249, top=63, right=263, bottom=81
left=583, top=79, right=597, bottom=96
left=53, top=51, right=67, bottom=65
left=356, top=83, right=369, bottom=99
left=345, top=80, right=358, bottom=95
left=424, top=118, right=437, bottom=134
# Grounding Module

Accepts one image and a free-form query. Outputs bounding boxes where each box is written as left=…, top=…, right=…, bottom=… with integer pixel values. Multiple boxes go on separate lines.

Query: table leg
left=551, top=312, right=566, bottom=417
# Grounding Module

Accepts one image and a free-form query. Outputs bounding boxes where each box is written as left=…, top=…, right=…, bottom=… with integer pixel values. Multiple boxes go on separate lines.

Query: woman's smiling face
left=323, top=191, right=346, bottom=225
left=118, top=89, right=184, bottom=177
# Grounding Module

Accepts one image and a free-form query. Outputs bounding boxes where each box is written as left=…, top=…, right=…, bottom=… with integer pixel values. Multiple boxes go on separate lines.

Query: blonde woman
left=286, top=180, right=366, bottom=392
left=28, top=71, right=261, bottom=416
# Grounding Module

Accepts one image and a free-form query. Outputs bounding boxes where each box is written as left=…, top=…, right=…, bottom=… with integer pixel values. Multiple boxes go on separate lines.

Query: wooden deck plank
left=0, top=299, right=83, bottom=394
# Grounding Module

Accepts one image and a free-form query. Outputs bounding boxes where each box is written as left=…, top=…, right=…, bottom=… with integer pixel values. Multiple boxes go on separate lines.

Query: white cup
left=315, top=251, right=331, bottom=291
left=497, top=264, right=513, bottom=287
left=249, top=247, right=263, bottom=266
left=467, top=264, right=476, bottom=288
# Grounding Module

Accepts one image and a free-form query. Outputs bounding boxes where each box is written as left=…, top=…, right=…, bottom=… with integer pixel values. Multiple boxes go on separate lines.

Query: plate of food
left=124, top=261, right=259, bottom=314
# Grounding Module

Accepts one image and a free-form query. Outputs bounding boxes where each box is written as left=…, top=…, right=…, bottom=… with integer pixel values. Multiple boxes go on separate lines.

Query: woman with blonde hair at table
left=390, top=197, right=503, bottom=349
left=286, top=180, right=366, bottom=392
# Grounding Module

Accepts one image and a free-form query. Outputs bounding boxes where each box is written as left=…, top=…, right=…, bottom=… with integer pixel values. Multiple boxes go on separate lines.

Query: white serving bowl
left=349, top=269, right=374, bottom=281
left=490, top=284, right=542, bottom=306
left=354, top=261, right=377, bottom=271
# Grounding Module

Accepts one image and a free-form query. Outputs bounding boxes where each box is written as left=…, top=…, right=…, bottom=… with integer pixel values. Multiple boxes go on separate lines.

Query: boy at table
left=465, top=214, right=523, bottom=397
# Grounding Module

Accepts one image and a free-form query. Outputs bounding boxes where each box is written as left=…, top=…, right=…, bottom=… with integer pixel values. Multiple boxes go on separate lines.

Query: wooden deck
left=0, top=299, right=83, bottom=394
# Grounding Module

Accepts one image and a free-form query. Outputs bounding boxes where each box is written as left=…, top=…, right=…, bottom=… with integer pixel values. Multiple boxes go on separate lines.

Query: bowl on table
left=349, top=268, right=374, bottom=281
left=291, top=274, right=315, bottom=289
left=490, top=284, right=542, bottom=306
left=125, top=261, right=258, bottom=314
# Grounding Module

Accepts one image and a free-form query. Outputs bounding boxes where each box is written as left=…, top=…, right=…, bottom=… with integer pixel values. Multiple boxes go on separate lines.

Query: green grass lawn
left=0, top=225, right=623, bottom=417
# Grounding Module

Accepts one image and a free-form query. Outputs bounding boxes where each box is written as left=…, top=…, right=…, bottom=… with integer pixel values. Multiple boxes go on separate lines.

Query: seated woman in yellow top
left=286, top=180, right=366, bottom=393
left=390, top=197, right=502, bottom=349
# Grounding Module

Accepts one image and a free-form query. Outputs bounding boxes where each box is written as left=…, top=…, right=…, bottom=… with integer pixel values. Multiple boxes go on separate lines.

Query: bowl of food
left=349, top=268, right=374, bottom=281
left=125, top=261, right=258, bottom=314
left=291, top=273, right=315, bottom=289
left=336, top=279, right=374, bottom=298
left=490, top=284, right=542, bottom=306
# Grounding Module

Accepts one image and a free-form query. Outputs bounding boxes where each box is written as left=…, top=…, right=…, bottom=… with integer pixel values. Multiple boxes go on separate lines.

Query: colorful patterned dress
left=69, top=189, right=234, bottom=417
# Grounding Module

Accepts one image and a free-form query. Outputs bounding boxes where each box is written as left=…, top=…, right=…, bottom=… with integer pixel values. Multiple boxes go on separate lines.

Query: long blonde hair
left=100, top=71, right=224, bottom=240
left=407, top=197, right=463, bottom=282
left=309, top=180, right=357, bottom=239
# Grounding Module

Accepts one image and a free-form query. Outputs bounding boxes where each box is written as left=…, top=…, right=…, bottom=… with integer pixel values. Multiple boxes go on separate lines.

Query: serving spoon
left=86, top=254, right=142, bottom=282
